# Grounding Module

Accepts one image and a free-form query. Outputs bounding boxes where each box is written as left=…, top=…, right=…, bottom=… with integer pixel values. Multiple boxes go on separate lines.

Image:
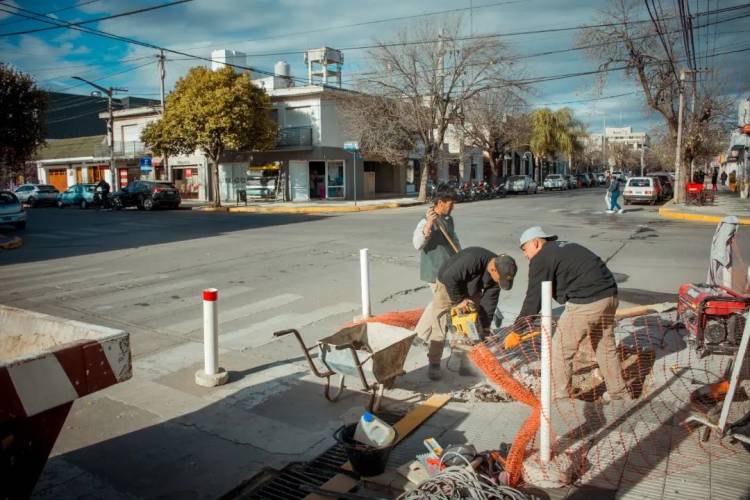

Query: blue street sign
left=140, top=156, right=153, bottom=172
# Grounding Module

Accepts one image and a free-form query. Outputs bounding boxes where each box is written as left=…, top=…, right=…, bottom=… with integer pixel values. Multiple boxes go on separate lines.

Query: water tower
left=304, top=47, right=343, bottom=87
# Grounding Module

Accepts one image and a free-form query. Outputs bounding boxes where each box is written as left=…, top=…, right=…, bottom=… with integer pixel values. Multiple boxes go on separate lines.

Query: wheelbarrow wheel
left=324, top=373, right=346, bottom=402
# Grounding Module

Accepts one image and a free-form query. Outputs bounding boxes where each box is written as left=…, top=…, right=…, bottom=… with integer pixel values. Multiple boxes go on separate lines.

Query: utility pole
left=73, top=76, right=127, bottom=190
left=640, top=144, right=645, bottom=176
left=674, top=69, right=687, bottom=203
left=158, top=50, right=170, bottom=181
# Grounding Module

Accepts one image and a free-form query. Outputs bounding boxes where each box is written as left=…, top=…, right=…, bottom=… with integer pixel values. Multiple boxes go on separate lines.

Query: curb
left=193, top=201, right=422, bottom=214
left=0, top=235, right=23, bottom=250
left=658, top=202, right=750, bottom=225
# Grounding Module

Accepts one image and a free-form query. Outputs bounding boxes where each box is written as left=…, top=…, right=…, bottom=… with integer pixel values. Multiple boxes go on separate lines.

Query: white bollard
left=194, top=288, right=228, bottom=387
left=540, top=280, right=553, bottom=464
left=360, top=248, right=371, bottom=318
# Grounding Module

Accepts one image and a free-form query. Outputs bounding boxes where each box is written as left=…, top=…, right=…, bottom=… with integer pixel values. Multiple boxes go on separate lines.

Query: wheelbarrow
left=274, top=322, right=416, bottom=411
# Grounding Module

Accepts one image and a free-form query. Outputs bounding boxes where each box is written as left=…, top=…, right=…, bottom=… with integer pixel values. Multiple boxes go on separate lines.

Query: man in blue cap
left=517, top=226, right=630, bottom=402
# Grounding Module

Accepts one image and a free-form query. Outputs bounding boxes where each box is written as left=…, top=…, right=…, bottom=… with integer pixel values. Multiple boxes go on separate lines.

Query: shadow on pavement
left=0, top=208, right=330, bottom=266
left=34, top=375, right=468, bottom=499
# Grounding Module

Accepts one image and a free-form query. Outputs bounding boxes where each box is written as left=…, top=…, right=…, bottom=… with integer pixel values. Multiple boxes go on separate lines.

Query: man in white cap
left=516, top=226, right=630, bottom=402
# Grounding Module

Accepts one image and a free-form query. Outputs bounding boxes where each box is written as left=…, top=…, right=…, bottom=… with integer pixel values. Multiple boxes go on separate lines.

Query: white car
left=623, top=177, right=660, bottom=205
left=506, top=175, right=538, bottom=194
left=0, top=191, right=26, bottom=229
left=543, top=174, right=567, bottom=191
left=14, top=184, right=59, bottom=207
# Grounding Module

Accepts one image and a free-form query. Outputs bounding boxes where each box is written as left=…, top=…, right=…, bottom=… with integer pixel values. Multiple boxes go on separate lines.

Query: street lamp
left=72, top=76, right=128, bottom=190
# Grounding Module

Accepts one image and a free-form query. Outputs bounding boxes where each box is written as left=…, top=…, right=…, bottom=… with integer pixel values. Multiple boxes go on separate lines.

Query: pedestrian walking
left=516, top=226, right=630, bottom=402
left=711, top=169, right=718, bottom=191
left=417, top=247, right=517, bottom=380
left=606, top=175, right=623, bottom=214
left=720, top=171, right=728, bottom=186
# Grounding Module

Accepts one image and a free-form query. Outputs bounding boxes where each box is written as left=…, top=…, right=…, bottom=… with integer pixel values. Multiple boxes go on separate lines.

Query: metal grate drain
left=221, top=411, right=405, bottom=500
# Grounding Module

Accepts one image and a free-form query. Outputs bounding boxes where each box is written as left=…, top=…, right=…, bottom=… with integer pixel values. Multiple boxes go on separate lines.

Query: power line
left=0, top=0, right=193, bottom=37
left=0, top=0, right=101, bottom=27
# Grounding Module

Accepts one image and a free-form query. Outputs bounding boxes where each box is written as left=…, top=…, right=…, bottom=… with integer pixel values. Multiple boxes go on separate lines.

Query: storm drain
left=221, top=411, right=405, bottom=500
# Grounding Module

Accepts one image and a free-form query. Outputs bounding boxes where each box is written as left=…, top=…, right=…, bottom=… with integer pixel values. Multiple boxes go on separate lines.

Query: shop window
left=173, top=167, right=201, bottom=199
left=327, top=161, right=344, bottom=198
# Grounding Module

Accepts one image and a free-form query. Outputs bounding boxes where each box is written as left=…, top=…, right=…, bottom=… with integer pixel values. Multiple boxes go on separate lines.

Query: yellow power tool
left=450, top=307, right=482, bottom=342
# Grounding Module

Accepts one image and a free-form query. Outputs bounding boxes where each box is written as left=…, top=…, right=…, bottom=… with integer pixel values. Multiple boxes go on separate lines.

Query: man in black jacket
left=517, top=226, right=630, bottom=401
left=422, top=247, right=517, bottom=380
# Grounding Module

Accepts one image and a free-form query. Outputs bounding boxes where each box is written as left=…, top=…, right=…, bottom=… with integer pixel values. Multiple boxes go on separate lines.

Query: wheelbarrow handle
left=273, top=328, right=299, bottom=338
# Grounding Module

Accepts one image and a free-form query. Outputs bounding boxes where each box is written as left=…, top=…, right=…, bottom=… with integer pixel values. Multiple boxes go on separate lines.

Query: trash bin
left=334, top=423, right=398, bottom=477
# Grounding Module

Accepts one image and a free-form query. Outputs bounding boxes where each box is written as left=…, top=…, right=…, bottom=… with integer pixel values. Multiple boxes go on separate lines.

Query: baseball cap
left=519, top=226, right=558, bottom=248
left=494, top=254, right=517, bottom=290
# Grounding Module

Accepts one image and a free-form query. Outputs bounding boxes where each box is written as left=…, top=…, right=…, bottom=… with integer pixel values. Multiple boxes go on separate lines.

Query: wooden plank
left=302, top=393, right=451, bottom=499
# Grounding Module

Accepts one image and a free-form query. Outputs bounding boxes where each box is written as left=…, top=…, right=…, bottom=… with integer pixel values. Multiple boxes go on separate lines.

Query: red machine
left=678, top=283, right=750, bottom=357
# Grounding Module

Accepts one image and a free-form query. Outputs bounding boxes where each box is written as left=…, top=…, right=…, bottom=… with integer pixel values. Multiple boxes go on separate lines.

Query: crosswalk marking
left=1, top=266, right=104, bottom=286
left=165, top=293, right=303, bottom=334
left=5, top=270, right=128, bottom=296
left=139, top=286, right=255, bottom=327
left=91, top=278, right=207, bottom=310
left=24, top=274, right=172, bottom=302
left=221, top=301, right=359, bottom=351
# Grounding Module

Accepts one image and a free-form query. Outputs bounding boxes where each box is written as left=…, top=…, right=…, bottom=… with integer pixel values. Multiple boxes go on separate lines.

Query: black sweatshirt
left=518, top=241, right=617, bottom=319
left=437, top=247, right=499, bottom=327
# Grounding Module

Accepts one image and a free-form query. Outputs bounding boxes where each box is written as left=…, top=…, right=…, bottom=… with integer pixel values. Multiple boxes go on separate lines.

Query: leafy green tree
left=0, top=64, right=47, bottom=185
left=142, top=66, right=277, bottom=206
left=530, top=107, right=586, bottom=178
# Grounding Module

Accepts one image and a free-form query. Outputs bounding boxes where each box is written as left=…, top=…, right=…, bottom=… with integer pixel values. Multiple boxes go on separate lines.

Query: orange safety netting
left=356, top=308, right=750, bottom=490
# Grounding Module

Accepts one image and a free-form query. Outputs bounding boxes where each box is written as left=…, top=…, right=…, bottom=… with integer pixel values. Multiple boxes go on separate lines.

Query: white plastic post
left=540, top=281, right=553, bottom=464
left=360, top=248, right=371, bottom=318
left=203, top=288, right=219, bottom=375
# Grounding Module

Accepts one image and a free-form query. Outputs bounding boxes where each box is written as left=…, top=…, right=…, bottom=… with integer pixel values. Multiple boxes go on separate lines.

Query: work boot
left=428, top=362, right=442, bottom=380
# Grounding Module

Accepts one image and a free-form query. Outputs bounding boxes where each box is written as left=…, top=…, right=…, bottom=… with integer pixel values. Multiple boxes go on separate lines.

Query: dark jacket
left=518, top=241, right=617, bottom=319
left=437, top=247, right=499, bottom=327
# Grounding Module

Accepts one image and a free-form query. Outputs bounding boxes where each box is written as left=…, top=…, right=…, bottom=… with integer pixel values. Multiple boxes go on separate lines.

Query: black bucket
left=333, top=423, right=398, bottom=477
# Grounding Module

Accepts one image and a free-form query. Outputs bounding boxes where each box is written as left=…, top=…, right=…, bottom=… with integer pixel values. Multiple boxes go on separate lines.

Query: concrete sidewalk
left=659, top=188, right=750, bottom=224
left=187, top=197, right=423, bottom=214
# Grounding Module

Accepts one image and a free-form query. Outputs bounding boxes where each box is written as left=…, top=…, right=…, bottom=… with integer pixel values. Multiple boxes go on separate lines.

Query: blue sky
left=1, top=0, right=749, bottom=134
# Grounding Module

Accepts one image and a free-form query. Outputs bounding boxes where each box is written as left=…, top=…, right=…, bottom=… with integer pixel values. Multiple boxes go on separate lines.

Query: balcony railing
left=276, top=126, right=313, bottom=148
left=94, top=141, right=148, bottom=158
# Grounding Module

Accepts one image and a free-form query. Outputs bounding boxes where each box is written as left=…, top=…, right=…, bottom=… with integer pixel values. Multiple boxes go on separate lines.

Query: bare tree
left=346, top=19, right=520, bottom=201
left=456, top=90, right=529, bottom=184
left=577, top=0, right=733, bottom=201
left=608, top=143, right=640, bottom=172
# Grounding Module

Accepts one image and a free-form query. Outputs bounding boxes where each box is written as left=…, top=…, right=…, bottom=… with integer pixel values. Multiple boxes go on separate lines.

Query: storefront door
left=173, top=167, right=201, bottom=199
left=48, top=168, right=68, bottom=192
left=290, top=160, right=309, bottom=201
left=326, top=161, right=345, bottom=198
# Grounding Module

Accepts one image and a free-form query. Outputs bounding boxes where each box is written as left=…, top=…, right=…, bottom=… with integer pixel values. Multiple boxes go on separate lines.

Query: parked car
left=564, top=175, right=578, bottom=189
left=57, top=183, right=96, bottom=208
left=506, top=175, right=538, bottom=194
left=650, top=174, right=673, bottom=200
left=596, top=173, right=606, bottom=185
left=14, top=184, right=59, bottom=207
left=584, top=173, right=597, bottom=186
left=623, top=177, right=661, bottom=205
left=0, top=191, right=26, bottom=230
left=543, top=174, right=567, bottom=191
left=112, top=180, right=181, bottom=210
left=576, top=174, right=590, bottom=187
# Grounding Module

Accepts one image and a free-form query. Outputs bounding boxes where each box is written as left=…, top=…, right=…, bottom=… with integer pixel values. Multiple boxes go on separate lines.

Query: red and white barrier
left=194, top=288, right=228, bottom=387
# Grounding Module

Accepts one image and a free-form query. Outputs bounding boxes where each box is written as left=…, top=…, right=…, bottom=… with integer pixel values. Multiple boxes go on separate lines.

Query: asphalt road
left=0, top=188, right=729, bottom=499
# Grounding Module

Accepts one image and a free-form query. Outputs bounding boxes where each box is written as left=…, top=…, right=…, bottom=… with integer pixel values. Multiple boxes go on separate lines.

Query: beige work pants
left=551, top=295, right=628, bottom=399
left=415, top=280, right=453, bottom=363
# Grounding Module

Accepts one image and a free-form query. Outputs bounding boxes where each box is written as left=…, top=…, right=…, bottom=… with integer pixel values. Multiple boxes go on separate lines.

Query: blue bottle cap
left=362, top=412, right=374, bottom=422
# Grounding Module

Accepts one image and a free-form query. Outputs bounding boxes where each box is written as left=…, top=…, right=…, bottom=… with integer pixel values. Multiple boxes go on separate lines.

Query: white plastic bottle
left=353, top=411, right=396, bottom=448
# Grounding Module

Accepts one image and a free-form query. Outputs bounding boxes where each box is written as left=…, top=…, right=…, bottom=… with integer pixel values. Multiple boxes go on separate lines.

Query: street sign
left=343, top=141, right=359, bottom=153
left=140, top=156, right=153, bottom=172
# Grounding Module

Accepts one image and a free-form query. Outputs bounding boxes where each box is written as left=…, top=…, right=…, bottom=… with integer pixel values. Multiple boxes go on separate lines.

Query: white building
left=588, top=126, right=650, bottom=151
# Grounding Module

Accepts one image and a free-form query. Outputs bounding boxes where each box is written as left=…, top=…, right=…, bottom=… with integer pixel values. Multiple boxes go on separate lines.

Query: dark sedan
left=112, top=180, right=181, bottom=210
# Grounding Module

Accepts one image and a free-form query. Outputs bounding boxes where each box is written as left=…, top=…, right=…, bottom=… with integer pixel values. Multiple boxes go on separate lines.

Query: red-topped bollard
left=195, top=288, right=229, bottom=387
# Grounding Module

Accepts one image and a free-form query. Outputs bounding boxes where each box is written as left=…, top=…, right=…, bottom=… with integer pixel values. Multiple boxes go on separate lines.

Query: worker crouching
left=416, top=247, right=517, bottom=380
